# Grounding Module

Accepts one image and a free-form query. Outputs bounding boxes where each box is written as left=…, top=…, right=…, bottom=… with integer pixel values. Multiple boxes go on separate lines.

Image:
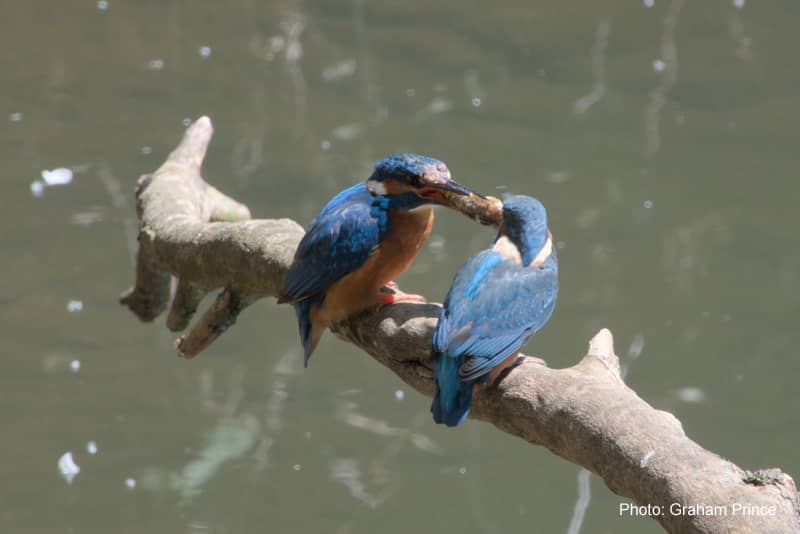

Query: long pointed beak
left=438, top=178, right=486, bottom=199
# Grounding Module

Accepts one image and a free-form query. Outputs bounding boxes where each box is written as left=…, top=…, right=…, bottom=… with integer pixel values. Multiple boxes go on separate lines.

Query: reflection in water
left=322, top=59, right=357, bottom=82
left=463, top=69, right=486, bottom=107
left=329, top=397, right=444, bottom=508
left=622, top=333, right=646, bottom=380
left=662, top=213, right=731, bottom=293
left=573, top=19, right=611, bottom=116
left=565, top=469, right=592, bottom=534
left=267, top=349, right=300, bottom=433
left=142, top=415, right=261, bottom=501
left=412, top=98, right=454, bottom=123
left=330, top=458, right=384, bottom=509
left=97, top=161, right=138, bottom=262
left=231, top=128, right=265, bottom=184
left=336, top=399, right=442, bottom=454
left=645, top=0, right=684, bottom=157
left=353, top=0, right=386, bottom=127
left=728, top=7, right=754, bottom=62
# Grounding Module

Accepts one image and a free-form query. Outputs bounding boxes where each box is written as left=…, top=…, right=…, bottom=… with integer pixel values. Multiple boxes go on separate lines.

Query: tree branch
left=120, top=117, right=800, bottom=533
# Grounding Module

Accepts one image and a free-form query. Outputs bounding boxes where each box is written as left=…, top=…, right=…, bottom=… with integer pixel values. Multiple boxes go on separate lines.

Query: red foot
left=377, top=285, right=427, bottom=306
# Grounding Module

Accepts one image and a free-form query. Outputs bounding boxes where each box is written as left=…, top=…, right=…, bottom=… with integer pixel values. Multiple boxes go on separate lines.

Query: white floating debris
left=9, top=112, right=23, bottom=122
left=141, top=146, right=152, bottom=155
left=146, top=59, right=165, bottom=71
left=125, top=477, right=137, bottom=489
left=394, top=389, right=405, bottom=401
left=293, top=464, right=302, bottom=471
left=198, top=46, right=212, bottom=59
left=30, top=180, right=45, bottom=197
left=182, top=117, right=192, bottom=127
left=458, top=466, right=466, bottom=475
left=96, top=0, right=109, bottom=10
left=41, top=167, right=74, bottom=186
left=652, top=59, right=666, bottom=73
left=676, top=386, right=706, bottom=403
left=471, top=97, right=482, bottom=107
left=70, top=359, right=81, bottom=373
left=87, top=441, right=98, bottom=455
left=405, top=88, right=416, bottom=97
left=643, top=200, right=653, bottom=209
left=733, top=0, right=745, bottom=8
left=67, top=300, right=83, bottom=313
left=58, top=452, right=80, bottom=484
left=320, top=140, right=331, bottom=151
left=643, top=0, right=654, bottom=7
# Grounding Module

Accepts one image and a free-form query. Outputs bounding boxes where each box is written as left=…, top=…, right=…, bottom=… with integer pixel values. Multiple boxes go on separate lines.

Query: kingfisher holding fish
left=431, top=194, right=558, bottom=427
left=279, top=153, right=485, bottom=366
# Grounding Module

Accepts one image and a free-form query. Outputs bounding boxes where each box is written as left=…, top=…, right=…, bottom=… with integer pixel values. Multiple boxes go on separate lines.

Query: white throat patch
left=530, top=233, right=553, bottom=267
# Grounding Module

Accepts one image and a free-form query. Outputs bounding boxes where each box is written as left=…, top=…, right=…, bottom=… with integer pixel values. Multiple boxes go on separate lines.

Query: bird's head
left=499, top=194, right=552, bottom=266
left=365, top=153, right=484, bottom=207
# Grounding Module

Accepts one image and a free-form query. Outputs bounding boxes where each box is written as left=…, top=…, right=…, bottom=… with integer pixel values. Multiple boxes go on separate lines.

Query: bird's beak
left=418, top=178, right=502, bottom=226
left=437, top=179, right=486, bottom=200
left=418, top=177, right=485, bottom=204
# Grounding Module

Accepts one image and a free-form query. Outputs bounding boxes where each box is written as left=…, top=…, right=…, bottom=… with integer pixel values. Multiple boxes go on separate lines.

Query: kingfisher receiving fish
left=431, top=194, right=558, bottom=427
left=279, top=153, right=485, bottom=366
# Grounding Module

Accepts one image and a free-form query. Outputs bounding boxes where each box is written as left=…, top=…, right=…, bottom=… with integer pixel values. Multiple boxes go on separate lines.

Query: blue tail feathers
left=431, top=352, right=473, bottom=427
left=293, top=295, right=323, bottom=367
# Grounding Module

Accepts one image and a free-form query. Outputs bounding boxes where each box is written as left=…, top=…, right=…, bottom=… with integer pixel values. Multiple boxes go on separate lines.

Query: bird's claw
left=378, top=284, right=427, bottom=306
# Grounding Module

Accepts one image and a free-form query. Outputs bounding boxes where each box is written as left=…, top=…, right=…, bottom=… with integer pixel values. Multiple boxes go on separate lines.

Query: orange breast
left=319, top=206, right=434, bottom=324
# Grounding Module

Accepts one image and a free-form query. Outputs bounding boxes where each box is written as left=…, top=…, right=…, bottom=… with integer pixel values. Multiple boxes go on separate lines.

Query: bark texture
left=120, top=117, right=800, bottom=533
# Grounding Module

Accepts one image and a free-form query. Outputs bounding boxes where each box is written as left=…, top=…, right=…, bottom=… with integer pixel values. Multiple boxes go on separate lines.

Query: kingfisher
left=431, top=194, right=558, bottom=427
left=279, top=153, right=485, bottom=366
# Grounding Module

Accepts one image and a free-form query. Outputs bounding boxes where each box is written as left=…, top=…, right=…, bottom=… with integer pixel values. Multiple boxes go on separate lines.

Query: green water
left=3, top=1, right=799, bottom=532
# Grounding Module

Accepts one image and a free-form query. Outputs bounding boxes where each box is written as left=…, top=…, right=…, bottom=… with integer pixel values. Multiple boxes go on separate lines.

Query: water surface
left=2, top=1, right=799, bottom=532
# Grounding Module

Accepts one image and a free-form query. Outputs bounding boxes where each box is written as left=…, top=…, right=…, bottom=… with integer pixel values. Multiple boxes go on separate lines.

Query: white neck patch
left=492, top=236, right=522, bottom=265
left=530, top=232, right=553, bottom=267
left=365, top=180, right=387, bottom=195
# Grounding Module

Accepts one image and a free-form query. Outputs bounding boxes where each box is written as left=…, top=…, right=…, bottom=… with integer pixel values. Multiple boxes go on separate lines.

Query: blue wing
left=280, top=183, right=385, bottom=303
left=433, top=252, right=558, bottom=382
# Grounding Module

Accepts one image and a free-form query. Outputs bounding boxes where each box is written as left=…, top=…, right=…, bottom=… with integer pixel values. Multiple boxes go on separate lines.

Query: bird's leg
left=377, top=283, right=427, bottom=306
